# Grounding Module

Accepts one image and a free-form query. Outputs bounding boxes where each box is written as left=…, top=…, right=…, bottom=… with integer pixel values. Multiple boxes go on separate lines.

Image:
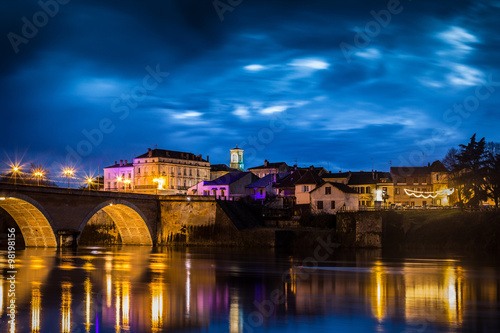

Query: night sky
left=1, top=0, right=500, bottom=180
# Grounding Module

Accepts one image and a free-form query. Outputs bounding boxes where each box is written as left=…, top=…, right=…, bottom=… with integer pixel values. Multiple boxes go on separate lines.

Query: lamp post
left=116, top=176, right=123, bottom=192
left=87, top=178, right=93, bottom=191
left=12, top=166, right=20, bottom=185
left=123, top=179, right=131, bottom=192
left=33, top=171, right=43, bottom=186
left=63, top=169, right=74, bottom=189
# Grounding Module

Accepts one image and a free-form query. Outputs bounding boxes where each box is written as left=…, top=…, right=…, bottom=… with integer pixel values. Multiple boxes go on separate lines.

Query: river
left=1, top=247, right=499, bottom=332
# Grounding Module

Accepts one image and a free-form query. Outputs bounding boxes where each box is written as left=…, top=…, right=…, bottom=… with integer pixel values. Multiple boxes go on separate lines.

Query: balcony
left=134, top=185, right=157, bottom=189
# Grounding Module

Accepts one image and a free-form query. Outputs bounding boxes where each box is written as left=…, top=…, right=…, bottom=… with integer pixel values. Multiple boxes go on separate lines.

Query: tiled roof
left=322, top=172, right=350, bottom=179
left=246, top=172, right=290, bottom=188
left=248, top=162, right=288, bottom=170
left=136, top=149, right=207, bottom=162
left=310, top=182, right=358, bottom=194
left=295, top=170, right=324, bottom=185
left=206, top=172, right=251, bottom=185
left=274, top=170, right=306, bottom=188
left=104, top=162, right=134, bottom=169
left=211, top=164, right=240, bottom=172
left=390, top=166, right=430, bottom=177
left=348, top=171, right=392, bottom=185
left=430, top=160, right=449, bottom=172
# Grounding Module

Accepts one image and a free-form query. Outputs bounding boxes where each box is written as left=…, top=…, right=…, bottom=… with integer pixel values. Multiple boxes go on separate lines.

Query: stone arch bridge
left=0, top=183, right=159, bottom=247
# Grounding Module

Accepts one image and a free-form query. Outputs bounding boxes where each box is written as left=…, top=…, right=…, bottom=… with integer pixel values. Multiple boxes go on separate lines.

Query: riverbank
left=383, top=210, right=500, bottom=251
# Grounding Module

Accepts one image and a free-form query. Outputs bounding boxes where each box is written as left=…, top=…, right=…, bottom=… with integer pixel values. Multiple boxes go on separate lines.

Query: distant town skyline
left=1, top=0, right=500, bottom=174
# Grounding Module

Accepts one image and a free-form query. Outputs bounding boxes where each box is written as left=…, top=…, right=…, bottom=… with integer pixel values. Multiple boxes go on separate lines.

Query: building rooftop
left=248, top=161, right=289, bottom=170
left=135, top=148, right=208, bottom=162
left=310, top=182, right=358, bottom=194
left=104, top=161, right=134, bottom=169
left=211, top=164, right=241, bottom=172
left=295, top=170, right=324, bottom=185
left=205, top=172, right=251, bottom=186
left=274, top=170, right=306, bottom=188
left=246, top=172, right=290, bottom=188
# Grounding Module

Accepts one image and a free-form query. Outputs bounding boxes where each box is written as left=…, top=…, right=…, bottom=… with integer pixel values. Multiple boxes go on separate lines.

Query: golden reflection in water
left=85, top=278, right=92, bottom=332
left=0, top=277, right=3, bottom=317
left=371, top=261, right=386, bottom=322
left=106, top=256, right=112, bottom=308
left=404, top=262, right=465, bottom=327
left=115, top=283, right=121, bottom=333
left=151, top=280, right=164, bottom=332
left=61, top=282, right=72, bottom=333
left=31, top=283, right=41, bottom=333
left=229, top=293, right=243, bottom=333
left=122, top=281, right=130, bottom=330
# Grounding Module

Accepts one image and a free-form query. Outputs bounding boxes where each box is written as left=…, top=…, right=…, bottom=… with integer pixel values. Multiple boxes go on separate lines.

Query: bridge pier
left=58, top=230, right=79, bottom=247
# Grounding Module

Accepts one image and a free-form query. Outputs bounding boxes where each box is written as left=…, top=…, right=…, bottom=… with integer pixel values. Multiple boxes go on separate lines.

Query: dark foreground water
left=1, top=247, right=500, bottom=333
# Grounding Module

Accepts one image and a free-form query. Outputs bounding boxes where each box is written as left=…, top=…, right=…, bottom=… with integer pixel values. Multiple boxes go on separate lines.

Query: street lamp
left=87, top=178, right=93, bottom=190
left=116, top=176, right=123, bottom=192
left=123, top=179, right=131, bottom=192
left=33, top=171, right=43, bottom=186
left=12, top=165, right=20, bottom=185
left=63, top=169, right=74, bottom=189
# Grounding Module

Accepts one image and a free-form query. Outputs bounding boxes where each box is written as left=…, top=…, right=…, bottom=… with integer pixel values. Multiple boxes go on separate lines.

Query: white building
left=309, top=182, right=359, bottom=214
left=103, top=160, right=134, bottom=191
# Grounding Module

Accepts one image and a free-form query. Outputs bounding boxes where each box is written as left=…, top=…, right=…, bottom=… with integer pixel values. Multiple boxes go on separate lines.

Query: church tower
left=230, top=145, right=244, bottom=171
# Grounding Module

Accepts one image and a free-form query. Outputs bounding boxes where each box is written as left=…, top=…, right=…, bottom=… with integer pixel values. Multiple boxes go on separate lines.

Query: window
left=317, top=201, right=323, bottom=209
left=221, top=188, right=225, bottom=197
left=325, top=187, right=331, bottom=195
left=366, top=186, right=370, bottom=193
left=128, top=173, right=131, bottom=179
left=436, top=174, right=440, bottom=181
left=331, top=201, right=335, bottom=209
left=423, top=201, right=427, bottom=206
left=360, top=187, right=365, bottom=194
left=203, top=190, right=210, bottom=196
left=302, top=185, right=310, bottom=192
left=138, top=168, right=141, bottom=174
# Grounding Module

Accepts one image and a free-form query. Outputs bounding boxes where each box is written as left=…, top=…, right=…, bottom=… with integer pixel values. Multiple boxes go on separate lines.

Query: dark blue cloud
left=1, top=0, right=500, bottom=182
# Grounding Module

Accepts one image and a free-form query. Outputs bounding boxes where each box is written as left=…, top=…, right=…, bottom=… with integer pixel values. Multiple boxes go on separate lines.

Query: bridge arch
left=0, top=193, right=58, bottom=247
left=79, top=200, right=153, bottom=246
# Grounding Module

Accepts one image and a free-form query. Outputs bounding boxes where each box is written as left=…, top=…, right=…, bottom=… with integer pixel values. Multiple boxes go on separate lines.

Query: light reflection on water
left=1, top=248, right=500, bottom=332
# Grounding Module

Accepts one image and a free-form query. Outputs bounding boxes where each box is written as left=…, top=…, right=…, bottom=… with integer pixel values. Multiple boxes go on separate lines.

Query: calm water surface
left=1, top=247, right=500, bottom=332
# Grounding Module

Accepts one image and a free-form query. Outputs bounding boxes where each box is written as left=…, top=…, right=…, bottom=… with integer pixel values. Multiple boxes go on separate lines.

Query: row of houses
left=104, top=147, right=454, bottom=213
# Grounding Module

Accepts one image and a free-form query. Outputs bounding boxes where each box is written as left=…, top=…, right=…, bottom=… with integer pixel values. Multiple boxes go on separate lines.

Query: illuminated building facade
left=133, top=148, right=210, bottom=195
left=309, top=182, right=359, bottom=213
left=103, top=160, right=134, bottom=191
left=391, top=161, right=451, bottom=207
left=103, top=148, right=210, bottom=195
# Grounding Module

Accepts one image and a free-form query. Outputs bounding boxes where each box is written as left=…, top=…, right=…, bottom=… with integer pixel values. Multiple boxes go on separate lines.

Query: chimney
left=148, top=148, right=152, bottom=157
left=206, top=155, right=209, bottom=162
left=115, top=161, right=117, bottom=165
left=372, top=170, right=375, bottom=180
left=120, top=160, right=123, bottom=166
left=264, top=160, right=269, bottom=167
left=125, top=160, right=127, bottom=165
left=428, top=162, right=430, bottom=167
left=339, top=170, right=342, bottom=173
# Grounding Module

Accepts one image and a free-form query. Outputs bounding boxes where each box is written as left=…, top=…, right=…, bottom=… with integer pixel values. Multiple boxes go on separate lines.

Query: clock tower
left=230, top=145, right=244, bottom=171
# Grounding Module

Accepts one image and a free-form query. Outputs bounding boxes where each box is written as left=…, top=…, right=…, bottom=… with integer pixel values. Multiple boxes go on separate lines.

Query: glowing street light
left=153, top=178, right=165, bottom=195
left=123, top=179, right=131, bottom=191
left=63, top=169, right=74, bottom=189
left=33, top=171, right=43, bottom=186
left=12, top=165, right=20, bottom=185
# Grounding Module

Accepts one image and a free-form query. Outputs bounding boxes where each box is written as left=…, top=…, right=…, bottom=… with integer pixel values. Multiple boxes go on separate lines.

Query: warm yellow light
left=34, top=171, right=43, bottom=177
left=117, top=176, right=123, bottom=182
left=63, top=169, right=74, bottom=176
left=0, top=197, right=5, bottom=200
left=123, top=179, right=131, bottom=184
left=87, top=178, right=93, bottom=183
left=13, top=166, right=19, bottom=172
